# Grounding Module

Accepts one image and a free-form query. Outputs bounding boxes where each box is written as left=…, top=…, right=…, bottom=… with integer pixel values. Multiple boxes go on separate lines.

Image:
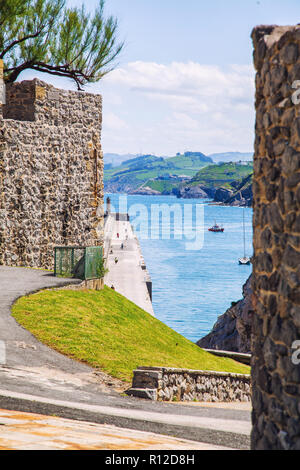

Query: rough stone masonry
left=127, top=367, right=251, bottom=403
left=252, top=25, right=300, bottom=450
left=0, top=60, right=104, bottom=269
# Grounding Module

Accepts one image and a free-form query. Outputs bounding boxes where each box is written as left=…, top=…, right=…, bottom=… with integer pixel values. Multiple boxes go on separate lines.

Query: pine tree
left=0, top=0, right=124, bottom=90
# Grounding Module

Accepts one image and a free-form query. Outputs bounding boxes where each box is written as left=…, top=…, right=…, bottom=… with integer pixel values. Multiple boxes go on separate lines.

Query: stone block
left=48, top=90, right=60, bottom=101
left=125, top=388, right=157, bottom=401
left=35, top=86, right=46, bottom=101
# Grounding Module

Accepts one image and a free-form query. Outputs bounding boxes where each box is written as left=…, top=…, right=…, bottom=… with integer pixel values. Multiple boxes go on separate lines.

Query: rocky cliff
left=223, top=174, right=253, bottom=207
left=130, top=186, right=161, bottom=196
left=173, top=185, right=216, bottom=199
left=213, top=187, right=234, bottom=203
left=197, top=275, right=253, bottom=353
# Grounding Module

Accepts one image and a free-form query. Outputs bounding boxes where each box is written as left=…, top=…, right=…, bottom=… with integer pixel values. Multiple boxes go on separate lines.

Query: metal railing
left=54, top=246, right=103, bottom=280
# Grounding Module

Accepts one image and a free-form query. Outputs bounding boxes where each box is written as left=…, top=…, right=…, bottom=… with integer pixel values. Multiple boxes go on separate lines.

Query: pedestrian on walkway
left=114, top=257, right=118, bottom=264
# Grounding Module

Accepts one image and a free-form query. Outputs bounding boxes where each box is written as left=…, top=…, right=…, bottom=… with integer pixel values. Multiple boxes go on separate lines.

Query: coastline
left=105, top=193, right=253, bottom=342
left=105, top=190, right=251, bottom=207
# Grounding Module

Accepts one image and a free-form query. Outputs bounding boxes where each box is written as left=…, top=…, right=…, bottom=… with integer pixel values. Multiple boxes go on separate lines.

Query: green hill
left=12, top=286, right=250, bottom=383
left=189, top=162, right=253, bottom=190
left=104, top=155, right=253, bottom=197
left=104, top=153, right=213, bottom=193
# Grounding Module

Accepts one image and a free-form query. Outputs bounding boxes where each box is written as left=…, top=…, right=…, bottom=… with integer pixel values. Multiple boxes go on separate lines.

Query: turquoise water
left=105, top=193, right=252, bottom=343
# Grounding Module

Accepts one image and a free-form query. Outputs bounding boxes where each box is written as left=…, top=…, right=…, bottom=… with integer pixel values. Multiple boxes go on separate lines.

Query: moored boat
left=239, top=256, right=251, bottom=265
left=238, top=209, right=251, bottom=265
left=208, top=221, right=224, bottom=232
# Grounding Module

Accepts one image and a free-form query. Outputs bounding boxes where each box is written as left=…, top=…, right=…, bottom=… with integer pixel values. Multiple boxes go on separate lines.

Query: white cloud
left=105, top=61, right=254, bottom=100
left=100, top=61, right=256, bottom=155
left=103, top=112, right=129, bottom=131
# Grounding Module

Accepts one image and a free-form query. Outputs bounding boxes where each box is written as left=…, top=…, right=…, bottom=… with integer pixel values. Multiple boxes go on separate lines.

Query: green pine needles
left=0, top=0, right=124, bottom=90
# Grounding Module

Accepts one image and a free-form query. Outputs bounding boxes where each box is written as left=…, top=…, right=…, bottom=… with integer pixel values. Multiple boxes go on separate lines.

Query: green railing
left=54, top=246, right=104, bottom=280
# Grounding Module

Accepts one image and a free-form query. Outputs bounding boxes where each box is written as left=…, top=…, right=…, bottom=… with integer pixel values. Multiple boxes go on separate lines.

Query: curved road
left=0, top=266, right=251, bottom=449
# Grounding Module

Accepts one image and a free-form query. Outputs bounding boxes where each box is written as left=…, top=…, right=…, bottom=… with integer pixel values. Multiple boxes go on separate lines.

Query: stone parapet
left=126, top=366, right=251, bottom=403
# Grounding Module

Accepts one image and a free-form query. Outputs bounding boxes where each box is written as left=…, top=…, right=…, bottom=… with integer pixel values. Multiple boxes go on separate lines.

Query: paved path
left=0, top=267, right=84, bottom=371
left=0, top=266, right=251, bottom=449
left=0, top=387, right=251, bottom=449
left=0, top=266, right=126, bottom=393
left=0, top=409, right=231, bottom=450
left=104, top=217, right=154, bottom=315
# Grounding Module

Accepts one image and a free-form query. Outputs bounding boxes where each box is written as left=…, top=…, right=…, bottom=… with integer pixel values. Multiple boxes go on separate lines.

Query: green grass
left=104, top=155, right=211, bottom=187
left=12, top=286, right=250, bottom=383
left=190, top=162, right=253, bottom=188
left=146, top=180, right=180, bottom=193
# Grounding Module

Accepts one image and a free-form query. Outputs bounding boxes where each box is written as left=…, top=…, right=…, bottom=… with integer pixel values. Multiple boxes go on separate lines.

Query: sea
left=105, top=193, right=253, bottom=344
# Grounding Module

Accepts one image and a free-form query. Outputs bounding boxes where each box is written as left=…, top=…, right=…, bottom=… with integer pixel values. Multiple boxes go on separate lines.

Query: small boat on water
left=208, top=221, right=224, bottom=232
left=239, top=256, right=251, bottom=265
left=239, top=209, right=251, bottom=265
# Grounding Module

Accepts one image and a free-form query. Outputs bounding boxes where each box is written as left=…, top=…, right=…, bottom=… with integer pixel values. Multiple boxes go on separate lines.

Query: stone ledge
left=125, top=388, right=157, bottom=401
left=128, top=367, right=251, bottom=402
left=202, top=349, right=252, bottom=366
left=136, top=366, right=250, bottom=379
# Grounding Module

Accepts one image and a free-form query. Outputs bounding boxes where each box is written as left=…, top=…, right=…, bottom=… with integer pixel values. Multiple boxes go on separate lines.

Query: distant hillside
left=208, top=152, right=253, bottom=163
left=174, top=162, right=253, bottom=203
left=189, top=162, right=253, bottom=188
left=104, top=153, right=213, bottom=194
left=104, top=153, right=254, bottom=203
left=104, top=151, right=253, bottom=167
left=104, top=153, right=146, bottom=167
left=183, top=151, right=213, bottom=163
left=121, top=154, right=164, bottom=168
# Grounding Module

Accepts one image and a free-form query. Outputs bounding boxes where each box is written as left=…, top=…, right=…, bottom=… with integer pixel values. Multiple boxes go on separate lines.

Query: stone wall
left=0, top=66, right=104, bottom=269
left=126, top=366, right=251, bottom=402
left=252, top=25, right=300, bottom=450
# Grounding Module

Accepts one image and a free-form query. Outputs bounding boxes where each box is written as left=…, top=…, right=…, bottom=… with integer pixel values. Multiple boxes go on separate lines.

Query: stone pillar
left=251, top=25, right=300, bottom=450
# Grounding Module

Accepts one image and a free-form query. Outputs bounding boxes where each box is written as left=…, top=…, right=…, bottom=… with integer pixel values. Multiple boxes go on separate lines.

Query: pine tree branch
left=0, top=28, right=46, bottom=59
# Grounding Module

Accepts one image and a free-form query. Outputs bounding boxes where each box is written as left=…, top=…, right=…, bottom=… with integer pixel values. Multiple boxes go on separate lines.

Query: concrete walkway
left=104, top=216, right=154, bottom=315
left=0, top=388, right=251, bottom=449
left=0, top=408, right=231, bottom=450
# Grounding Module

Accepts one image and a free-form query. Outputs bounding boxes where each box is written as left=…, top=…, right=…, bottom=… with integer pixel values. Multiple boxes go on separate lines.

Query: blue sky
left=21, top=0, right=300, bottom=155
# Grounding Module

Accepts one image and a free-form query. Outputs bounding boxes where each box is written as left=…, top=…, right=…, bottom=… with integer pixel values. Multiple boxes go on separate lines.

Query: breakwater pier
left=104, top=212, right=154, bottom=316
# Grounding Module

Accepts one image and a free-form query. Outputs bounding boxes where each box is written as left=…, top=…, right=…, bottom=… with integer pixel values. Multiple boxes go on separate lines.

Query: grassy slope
left=104, top=155, right=211, bottom=185
left=146, top=180, right=180, bottom=193
left=189, top=162, right=253, bottom=188
left=12, top=287, right=250, bottom=383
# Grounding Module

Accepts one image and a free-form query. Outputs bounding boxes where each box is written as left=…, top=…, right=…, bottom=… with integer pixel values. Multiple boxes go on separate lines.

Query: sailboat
left=238, top=209, right=251, bottom=265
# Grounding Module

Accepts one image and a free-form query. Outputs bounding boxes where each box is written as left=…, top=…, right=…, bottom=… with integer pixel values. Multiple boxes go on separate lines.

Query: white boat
left=239, top=256, right=251, bottom=265
left=239, top=209, right=250, bottom=265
